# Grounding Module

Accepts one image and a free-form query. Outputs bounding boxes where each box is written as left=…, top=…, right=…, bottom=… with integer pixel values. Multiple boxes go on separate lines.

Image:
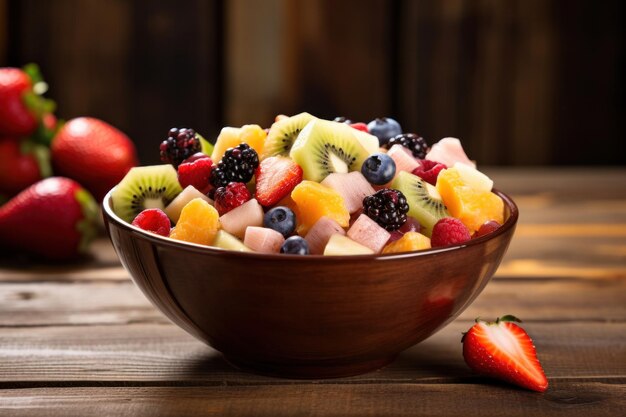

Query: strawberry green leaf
left=23, top=63, right=43, bottom=85
left=497, top=315, right=522, bottom=324
left=19, top=140, right=52, bottom=178
left=75, top=188, right=99, bottom=254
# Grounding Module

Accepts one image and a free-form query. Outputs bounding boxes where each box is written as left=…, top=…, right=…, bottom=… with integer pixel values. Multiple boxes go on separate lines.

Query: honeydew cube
left=323, top=234, right=375, bottom=256
left=243, top=226, right=285, bottom=254
left=304, top=216, right=346, bottom=255
left=219, top=199, right=264, bottom=239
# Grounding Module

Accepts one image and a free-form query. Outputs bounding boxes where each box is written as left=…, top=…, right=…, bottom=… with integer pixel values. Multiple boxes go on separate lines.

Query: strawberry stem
left=498, top=315, right=522, bottom=324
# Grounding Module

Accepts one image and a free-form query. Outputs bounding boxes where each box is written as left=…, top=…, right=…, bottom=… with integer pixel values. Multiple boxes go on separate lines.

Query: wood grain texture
left=0, top=321, right=623, bottom=384
left=1, top=383, right=625, bottom=417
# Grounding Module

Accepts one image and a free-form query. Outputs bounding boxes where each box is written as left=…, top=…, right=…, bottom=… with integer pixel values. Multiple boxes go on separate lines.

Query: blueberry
left=280, top=236, right=309, bottom=255
left=367, top=117, right=402, bottom=146
left=263, top=206, right=296, bottom=238
left=361, top=153, right=396, bottom=185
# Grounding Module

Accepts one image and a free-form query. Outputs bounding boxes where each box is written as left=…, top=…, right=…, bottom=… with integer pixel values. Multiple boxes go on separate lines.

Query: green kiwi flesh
left=391, top=171, right=450, bottom=237
left=262, top=112, right=316, bottom=159
left=289, top=119, right=370, bottom=182
left=111, top=165, right=183, bottom=223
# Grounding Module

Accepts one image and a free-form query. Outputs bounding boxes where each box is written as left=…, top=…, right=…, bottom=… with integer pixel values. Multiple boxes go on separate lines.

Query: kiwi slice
left=289, top=119, right=370, bottom=182
left=391, top=171, right=450, bottom=237
left=112, top=165, right=183, bottom=223
left=262, top=112, right=316, bottom=159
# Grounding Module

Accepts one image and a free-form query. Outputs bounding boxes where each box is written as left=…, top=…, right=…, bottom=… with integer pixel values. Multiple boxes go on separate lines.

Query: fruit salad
left=110, top=114, right=505, bottom=255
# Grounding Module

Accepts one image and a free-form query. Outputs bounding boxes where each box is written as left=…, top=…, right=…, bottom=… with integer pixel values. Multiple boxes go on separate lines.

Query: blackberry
left=384, top=133, right=429, bottom=159
left=210, top=143, right=259, bottom=188
left=160, top=127, right=201, bottom=167
left=363, top=189, right=409, bottom=231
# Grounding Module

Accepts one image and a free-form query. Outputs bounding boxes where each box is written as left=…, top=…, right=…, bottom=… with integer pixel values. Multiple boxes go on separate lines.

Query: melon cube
left=164, top=185, right=213, bottom=224
left=347, top=214, right=391, bottom=254
left=244, top=226, right=285, bottom=254
left=387, top=144, right=420, bottom=175
left=426, top=137, right=475, bottom=169
left=382, top=231, right=431, bottom=254
left=320, top=171, right=375, bottom=214
left=304, top=216, right=346, bottom=255
left=290, top=181, right=349, bottom=235
left=324, top=234, right=374, bottom=256
left=212, top=230, right=251, bottom=252
left=219, top=198, right=264, bottom=239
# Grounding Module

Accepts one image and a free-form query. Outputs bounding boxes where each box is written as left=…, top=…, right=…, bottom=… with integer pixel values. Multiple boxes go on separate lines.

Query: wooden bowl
left=102, top=190, right=518, bottom=378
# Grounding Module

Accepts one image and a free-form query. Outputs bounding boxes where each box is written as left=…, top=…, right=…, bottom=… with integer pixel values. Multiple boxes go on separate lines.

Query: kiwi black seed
left=391, top=171, right=450, bottom=237
left=111, top=165, right=183, bottom=223
left=262, top=112, right=316, bottom=159
left=289, top=119, right=370, bottom=182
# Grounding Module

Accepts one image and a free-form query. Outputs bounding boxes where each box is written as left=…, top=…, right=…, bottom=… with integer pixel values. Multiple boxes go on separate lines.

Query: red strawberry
left=349, top=122, right=369, bottom=133
left=0, top=65, right=55, bottom=137
left=0, top=137, right=52, bottom=195
left=462, top=315, right=548, bottom=392
left=255, top=156, right=303, bottom=207
left=0, top=177, right=98, bottom=260
left=51, top=117, right=138, bottom=201
left=177, top=155, right=213, bottom=194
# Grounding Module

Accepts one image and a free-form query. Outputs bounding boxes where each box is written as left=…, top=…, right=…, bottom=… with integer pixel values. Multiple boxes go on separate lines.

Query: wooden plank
left=0, top=278, right=623, bottom=327
left=1, top=382, right=624, bottom=417
left=0, top=321, right=623, bottom=383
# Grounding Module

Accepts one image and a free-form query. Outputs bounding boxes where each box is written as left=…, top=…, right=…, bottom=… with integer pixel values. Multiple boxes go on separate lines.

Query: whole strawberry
left=51, top=117, right=138, bottom=201
left=462, top=315, right=548, bottom=392
left=0, top=177, right=98, bottom=260
left=0, top=137, right=52, bottom=195
left=0, top=65, right=54, bottom=137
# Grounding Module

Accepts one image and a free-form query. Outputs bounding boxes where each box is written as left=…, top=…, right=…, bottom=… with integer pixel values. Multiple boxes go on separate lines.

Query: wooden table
left=1, top=168, right=625, bottom=416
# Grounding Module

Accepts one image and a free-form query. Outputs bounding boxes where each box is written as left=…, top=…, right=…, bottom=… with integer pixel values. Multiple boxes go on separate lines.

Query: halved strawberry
left=255, top=156, right=303, bottom=207
left=349, top=122, right=369, bottom=133
left=462, top=315, right=548, bottom=392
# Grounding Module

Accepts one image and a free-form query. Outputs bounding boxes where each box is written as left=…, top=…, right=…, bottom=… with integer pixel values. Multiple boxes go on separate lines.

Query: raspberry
left=412, top=159, right=447, bottom=185
left=384, top=133, right=429, bottom=159
left=160, top=127, right=201, bottom=167
left=213, top=182, right=251, bottom=215
left=362, top=189, right=409, bottom=231
left=131, top=209, right=171, bottom=237
left=431, top=218, right=471, bottom=247
left=177, top=156, right=213, bottom=194
left=210, top=143, right=259, bottom=188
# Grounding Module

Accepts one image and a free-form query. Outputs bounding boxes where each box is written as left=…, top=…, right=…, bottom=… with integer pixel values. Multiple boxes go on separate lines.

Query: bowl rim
left=102, top=188, right=518, bottom=262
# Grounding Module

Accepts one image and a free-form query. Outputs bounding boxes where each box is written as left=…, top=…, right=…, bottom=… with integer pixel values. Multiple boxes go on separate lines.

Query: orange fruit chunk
left=382, top=232, right=431, bottom=254
left=211, top=124, right=266, bottom=162
left=291, top=181, right=349, bottom=235
left=436, top=168, right=504, bottom=233
left=170, top=198, right=220, bottom=245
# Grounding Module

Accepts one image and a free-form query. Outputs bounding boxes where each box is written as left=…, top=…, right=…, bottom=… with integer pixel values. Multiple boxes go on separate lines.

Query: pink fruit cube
left=219, top=198, right=264, bottom=239
left=320, top=171, right=375, bottom=214
left=244, top=226, right=285, bottom=254
left=387, top=144, right=420, bottom=175
left=426, top=137, right=475, bottom=168
left=304, top=216, right=346, bottom=255
left=347, top=214, right=391, bottom=254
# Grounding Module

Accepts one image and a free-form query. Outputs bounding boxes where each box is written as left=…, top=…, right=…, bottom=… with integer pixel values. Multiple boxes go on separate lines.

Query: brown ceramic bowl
left=102, top=190, right=518, bottom=378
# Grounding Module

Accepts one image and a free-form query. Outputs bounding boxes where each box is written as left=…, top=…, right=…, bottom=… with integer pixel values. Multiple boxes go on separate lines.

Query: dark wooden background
left=1, top=0, right=623, bottom=166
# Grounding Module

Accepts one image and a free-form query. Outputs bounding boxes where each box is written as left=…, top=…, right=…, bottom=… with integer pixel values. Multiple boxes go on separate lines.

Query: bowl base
left=223, top=354, right=396, bottom=379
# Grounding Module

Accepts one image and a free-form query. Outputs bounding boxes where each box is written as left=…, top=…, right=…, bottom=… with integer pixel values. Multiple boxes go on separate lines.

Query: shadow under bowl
left=102, top=190, right=518, bottom=379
